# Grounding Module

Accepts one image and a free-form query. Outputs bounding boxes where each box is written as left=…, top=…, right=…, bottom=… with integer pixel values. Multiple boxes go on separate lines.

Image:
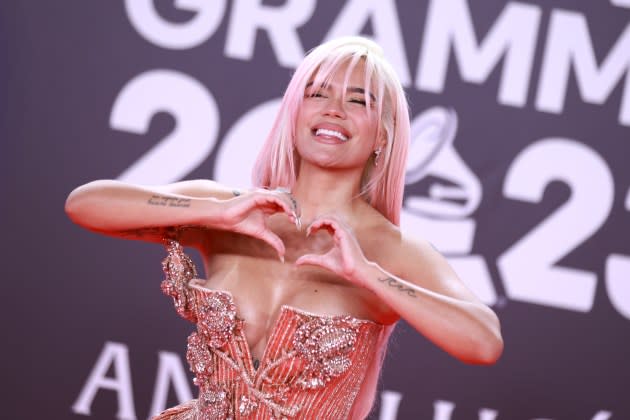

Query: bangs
left=306, top=48, right=384, bottom=117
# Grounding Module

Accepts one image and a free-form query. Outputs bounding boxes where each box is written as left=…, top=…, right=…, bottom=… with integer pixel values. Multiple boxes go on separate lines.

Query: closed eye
left=305, top=90, right=326, bottom=99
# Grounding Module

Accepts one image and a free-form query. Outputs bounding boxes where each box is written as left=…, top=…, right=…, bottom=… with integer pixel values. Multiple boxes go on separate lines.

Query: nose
left=323, top=95, right=346, bottom=119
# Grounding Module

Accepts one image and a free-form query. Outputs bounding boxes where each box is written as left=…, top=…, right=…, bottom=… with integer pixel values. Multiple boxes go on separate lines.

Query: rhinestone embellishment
left=161, top=239, right=198, bottom=322
left=293, top=316, right=358, bottom=389
left=197, top=293, right=237, bottom=348
left=198, top=385, right=232, bottom=419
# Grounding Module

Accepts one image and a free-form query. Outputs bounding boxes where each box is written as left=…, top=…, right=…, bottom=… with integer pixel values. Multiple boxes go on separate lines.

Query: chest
left=203, top=215, right=384, bottom=265
left=196, top=222, right=389, bottom=355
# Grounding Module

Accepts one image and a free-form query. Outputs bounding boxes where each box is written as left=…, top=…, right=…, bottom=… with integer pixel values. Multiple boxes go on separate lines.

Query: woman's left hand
left=294, top=215, right=370, bottom=289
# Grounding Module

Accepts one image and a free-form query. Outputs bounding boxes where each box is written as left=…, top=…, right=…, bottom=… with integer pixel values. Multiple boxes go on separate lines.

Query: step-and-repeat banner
left=4, top=1, right=629, bottom=419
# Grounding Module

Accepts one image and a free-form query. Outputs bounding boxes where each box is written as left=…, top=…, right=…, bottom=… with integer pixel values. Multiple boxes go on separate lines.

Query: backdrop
left=3, top=1, right=629, bottom=419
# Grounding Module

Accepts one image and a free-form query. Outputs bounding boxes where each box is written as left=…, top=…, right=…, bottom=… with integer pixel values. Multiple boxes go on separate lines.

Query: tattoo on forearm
left=147, top=195, right=191, bottom=208
left=377, top=276, right=417, bottom=298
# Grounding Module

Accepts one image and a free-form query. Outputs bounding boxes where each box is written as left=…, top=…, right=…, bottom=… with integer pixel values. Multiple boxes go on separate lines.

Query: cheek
left=362, top=119, right=380, bottom=144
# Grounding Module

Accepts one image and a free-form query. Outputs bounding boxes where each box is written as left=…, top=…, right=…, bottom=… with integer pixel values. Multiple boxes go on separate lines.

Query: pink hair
left=252, top=36, right=410, bottom=226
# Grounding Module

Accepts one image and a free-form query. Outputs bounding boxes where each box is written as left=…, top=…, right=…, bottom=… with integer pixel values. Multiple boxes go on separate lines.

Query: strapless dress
left=153, top=240, right=385, bottom=420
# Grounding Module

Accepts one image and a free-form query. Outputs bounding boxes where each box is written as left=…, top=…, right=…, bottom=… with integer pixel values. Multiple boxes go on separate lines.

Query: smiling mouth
left=314, top=128, right=349, bottom=142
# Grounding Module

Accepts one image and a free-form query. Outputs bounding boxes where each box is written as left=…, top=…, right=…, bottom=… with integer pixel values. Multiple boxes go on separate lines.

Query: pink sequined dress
left=154, top=240, right=385, bottom=420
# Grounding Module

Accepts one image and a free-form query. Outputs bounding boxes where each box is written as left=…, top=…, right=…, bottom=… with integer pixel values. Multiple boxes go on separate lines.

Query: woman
left=66, top=37, right=503, bottom=419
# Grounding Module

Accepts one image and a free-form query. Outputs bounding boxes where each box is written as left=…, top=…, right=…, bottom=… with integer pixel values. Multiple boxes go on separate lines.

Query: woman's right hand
left=214, top=189, right=301, bottom=261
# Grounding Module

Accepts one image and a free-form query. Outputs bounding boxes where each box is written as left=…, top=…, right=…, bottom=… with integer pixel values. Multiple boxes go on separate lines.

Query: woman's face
left=294, top=61, right=381, bottom=171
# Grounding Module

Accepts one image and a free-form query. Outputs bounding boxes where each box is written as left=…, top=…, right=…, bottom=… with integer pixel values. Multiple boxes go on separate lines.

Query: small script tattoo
left=377, top=276, right=417, bottom=298
left=147, top=195, right=191, bottom=208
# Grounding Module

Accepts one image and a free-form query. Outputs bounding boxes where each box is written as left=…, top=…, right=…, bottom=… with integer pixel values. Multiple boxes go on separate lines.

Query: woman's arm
left=295, top=216, right=503, bottom=365
left=358, top=239, right=503, bottom=365
left=65, top=179, right=233, bottom=243
left=65, top=179, right=299, bottom=257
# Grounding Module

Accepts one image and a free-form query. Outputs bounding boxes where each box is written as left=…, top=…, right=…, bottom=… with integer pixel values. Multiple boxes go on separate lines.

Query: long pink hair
left=252, top=36, right=410, bottom=226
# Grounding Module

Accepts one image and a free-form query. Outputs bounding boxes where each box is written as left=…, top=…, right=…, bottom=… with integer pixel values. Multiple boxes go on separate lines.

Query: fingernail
left=279, top=255, right=285, bottom=263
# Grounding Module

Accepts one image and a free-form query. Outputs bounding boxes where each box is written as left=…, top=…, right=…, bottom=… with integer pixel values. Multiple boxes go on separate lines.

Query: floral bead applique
left=292, top=315, right=359, bottom=389
left=160, top=239, right=198, bottom=322
left=198, top=385, right=233, bottom=420
left=196, top=293, right=238, bottom=348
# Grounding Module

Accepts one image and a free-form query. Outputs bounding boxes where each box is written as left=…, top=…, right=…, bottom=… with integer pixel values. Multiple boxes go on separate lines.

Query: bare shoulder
left=361, top=218, right=434, bottom=278
left=356, top=206, right=404, bottom=269
left=356, top=203, right=439, bottom=263
left=400, top=231, right=482, bottom=301
left=361, top=207, right=480, bottom=301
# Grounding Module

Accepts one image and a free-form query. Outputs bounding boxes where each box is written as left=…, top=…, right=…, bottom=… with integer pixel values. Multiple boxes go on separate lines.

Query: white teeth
left=315, top=128, right=348, bottom=142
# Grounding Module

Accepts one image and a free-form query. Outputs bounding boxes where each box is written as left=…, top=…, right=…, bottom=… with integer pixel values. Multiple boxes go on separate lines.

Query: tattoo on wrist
left=147, top=195, right=191, bottom=208
left=377, top=276, right=417, bottom=298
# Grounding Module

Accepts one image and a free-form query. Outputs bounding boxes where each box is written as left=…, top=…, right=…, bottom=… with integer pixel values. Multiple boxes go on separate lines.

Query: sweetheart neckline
left=187, top=281, right=384, bottom=381
left=188, top=282, right=381, bottom=326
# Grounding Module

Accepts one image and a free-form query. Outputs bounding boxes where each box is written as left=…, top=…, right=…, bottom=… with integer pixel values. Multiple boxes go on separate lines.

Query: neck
left=291, top=161, right=365, bottom=223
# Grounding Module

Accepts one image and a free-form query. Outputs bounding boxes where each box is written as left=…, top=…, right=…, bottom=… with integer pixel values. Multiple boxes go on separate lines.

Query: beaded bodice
left=158, top=240, right=384, bottom=420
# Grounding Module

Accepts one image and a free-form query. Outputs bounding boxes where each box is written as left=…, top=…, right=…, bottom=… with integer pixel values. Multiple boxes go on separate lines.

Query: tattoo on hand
left=377, top=276, right=417, bottom=298
left=148, top=195, right=191, bottom=208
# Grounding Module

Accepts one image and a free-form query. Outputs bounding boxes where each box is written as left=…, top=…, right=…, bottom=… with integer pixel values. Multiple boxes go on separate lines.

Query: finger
left=256, top=195, right=292, bottom=215
left=258, top=195, right=300, bottom=227
left=268, top=190, right=302, bottom=229
left=272, top=188, right=301, bottom=217
left=306, top=218, right=338, bottom=237
left=305, top=218, right=325, bottom=236
left=255, top=230, right=286, bottom=262
left=295, top=253, right=330, bottom=269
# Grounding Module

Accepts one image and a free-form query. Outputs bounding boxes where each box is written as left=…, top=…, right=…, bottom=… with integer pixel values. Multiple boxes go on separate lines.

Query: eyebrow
left=305, top=82, right=376, bottom=102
